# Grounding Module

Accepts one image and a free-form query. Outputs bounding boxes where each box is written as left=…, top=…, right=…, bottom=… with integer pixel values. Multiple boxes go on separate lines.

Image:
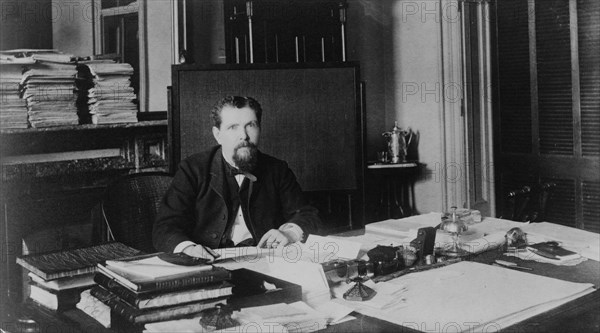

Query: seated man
left=153, top=96, right=320, bottom=261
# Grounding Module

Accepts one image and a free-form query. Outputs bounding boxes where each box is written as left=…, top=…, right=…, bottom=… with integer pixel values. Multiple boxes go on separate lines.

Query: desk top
left=7, top=216, right=600, bottom=333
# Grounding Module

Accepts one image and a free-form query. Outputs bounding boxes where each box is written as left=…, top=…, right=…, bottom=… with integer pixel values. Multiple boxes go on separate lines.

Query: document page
left=333, top=261, right=594, bottom=332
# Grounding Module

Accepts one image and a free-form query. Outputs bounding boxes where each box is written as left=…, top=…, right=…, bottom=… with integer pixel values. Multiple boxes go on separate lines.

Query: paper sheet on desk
left=302, top=235, right=362, bottom=263
left=265, top=257, right=331, bottom=307
left=211, top=244, right=332, bottom=271
left=330, top=279, right=408, bottom=310
left=211, top=235, right=362, bottom=268
left=365, top=212, right=442, bottom=238
left=143, top=314, right=288, bottom=333
left=333, top=261, right=595, bottom=332
left=329, top=233, right=408, bottom=259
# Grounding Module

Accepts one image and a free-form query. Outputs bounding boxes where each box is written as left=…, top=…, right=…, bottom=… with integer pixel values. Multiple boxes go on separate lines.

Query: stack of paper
left=0, top=63, right=28, bottom=129
left=77, top=61, right=137, bottom=124
left=20, top=61, right=79, bottom=128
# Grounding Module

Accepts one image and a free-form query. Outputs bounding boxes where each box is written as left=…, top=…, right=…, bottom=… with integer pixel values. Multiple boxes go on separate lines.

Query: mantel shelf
left=0, top=120, right=167, bottom=135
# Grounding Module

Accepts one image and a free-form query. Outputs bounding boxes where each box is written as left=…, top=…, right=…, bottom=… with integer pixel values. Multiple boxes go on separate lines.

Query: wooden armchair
left=93, top=172, right=173, bottom=252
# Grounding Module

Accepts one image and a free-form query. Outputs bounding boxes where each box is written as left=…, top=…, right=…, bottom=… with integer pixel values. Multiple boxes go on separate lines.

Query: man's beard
left=233, top=141, right=258, bottom=172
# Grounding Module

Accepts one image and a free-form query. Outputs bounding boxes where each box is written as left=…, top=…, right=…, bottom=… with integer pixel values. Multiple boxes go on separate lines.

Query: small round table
left=367, top=162, right=419, bottom=219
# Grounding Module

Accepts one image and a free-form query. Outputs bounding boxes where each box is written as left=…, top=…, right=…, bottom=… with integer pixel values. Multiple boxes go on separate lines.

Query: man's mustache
left=235, top=141, right=257, bottom=150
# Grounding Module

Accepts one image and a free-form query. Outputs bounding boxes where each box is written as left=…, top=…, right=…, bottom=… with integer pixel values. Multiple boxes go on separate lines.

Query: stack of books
left=91, top=253, right=233, bottom=328
left=16, top=242, right=141, bottom=311
left=77, top=60, right=138, bottom=125
left=20, top=60, right=80, bottom=128
left=0, top=62, right=28, bottom=129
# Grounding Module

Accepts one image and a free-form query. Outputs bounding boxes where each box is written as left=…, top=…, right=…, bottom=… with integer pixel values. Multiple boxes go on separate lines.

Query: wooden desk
left=4, top=230, right=599, bottom=333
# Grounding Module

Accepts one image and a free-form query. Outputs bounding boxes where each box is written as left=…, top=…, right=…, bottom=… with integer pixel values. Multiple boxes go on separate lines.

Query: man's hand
left=182, top=244, right=219, bottom=263
left=257, top=229, right=293, bottom=249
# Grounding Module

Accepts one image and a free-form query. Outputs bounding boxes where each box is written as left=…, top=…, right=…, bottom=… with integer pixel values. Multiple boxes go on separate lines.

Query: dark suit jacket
left=153, top=146, right=320, bottom=252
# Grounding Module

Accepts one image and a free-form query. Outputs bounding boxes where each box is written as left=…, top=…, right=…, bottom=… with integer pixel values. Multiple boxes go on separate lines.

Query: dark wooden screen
left=493, top=0, right=600, bottom=232
left=170, top=63, right=363, bottom=193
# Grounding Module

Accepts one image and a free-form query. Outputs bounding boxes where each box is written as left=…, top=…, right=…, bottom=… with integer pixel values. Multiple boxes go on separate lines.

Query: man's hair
left=211, top=96, right=263, bottom=128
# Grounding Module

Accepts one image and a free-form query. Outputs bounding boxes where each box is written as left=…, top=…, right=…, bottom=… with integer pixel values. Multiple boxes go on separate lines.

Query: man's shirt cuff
left=279, top=223, right=304, bottom=243
left=174, top=240, right=196, bottom=253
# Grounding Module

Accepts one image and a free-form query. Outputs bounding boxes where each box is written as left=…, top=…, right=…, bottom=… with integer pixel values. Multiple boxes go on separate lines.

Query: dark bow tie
left=225, top=161, right=257, bottom=181
left=224, top=161, right=245, bottom=175
left=226, top=165, right=244, bottom=176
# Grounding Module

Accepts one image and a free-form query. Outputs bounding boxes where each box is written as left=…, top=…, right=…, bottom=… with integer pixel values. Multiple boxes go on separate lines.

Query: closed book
left=28, top=283, right=84, bottom=311
left=527, top=242, right=580, bottom=260
left=97, top=263, right=231, bottom=293
left=94, top=273, right=233, bottom=309
left=16, top=242, right=141, bottom=280
left=29, top=272, right=95, bottom=291
left=90, top=286, right=228, bottom=324
left=104, top=253, right=212, bottom=280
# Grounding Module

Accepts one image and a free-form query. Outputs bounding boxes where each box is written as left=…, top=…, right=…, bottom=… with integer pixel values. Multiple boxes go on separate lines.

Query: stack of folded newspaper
left=0, top=62, right=28, bottom=129
left=77, top=60, right=138, bottom=124
left=20, top=60, right=79, bottom=128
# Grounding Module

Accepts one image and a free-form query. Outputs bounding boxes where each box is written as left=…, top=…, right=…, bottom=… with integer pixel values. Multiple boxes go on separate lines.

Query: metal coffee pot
left=382, top=122, right=413, bottom=163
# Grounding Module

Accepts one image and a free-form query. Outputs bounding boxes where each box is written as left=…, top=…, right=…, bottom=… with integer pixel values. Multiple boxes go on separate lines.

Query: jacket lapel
left=209, top=147, right=226, bottom=201
left=247, top=152, right=264, bottom=205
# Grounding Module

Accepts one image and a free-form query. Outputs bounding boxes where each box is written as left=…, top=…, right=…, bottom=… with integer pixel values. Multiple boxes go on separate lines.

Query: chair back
left=101, top=172, right=173, bottom=252
left=503, top=182, right=556, bottom=222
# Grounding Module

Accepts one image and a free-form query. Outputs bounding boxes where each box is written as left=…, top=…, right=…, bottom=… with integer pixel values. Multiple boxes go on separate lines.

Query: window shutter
left=582, top=181, right=600, bottom=233
left=497, top=0, right=532, bottom=154
left=578, top=0, right=600, bottom=157
left=536, top=0, right=573, bottom=155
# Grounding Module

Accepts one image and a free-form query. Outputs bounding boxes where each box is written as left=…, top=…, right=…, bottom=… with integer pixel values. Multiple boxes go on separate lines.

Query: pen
left=204, top=246, right=221, bottom=259
left=527, top=247, right=558, bottom=260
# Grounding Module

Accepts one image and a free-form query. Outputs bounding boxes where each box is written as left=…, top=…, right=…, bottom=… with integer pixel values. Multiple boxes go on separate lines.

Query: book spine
left=135, top=299, right=224, bottom=324
left=90, top=286, right=139, bottom=323
left=93, top=274, right=140, bottom=308
left=15, top=242, right=141, bottom=281
left=95, top=273, right=233, bottom=309
left=137, top=283, right=233, bottom=309
left=90, top=286, right=227, bottom=324
left=136, top=270, right=231, bottom=293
